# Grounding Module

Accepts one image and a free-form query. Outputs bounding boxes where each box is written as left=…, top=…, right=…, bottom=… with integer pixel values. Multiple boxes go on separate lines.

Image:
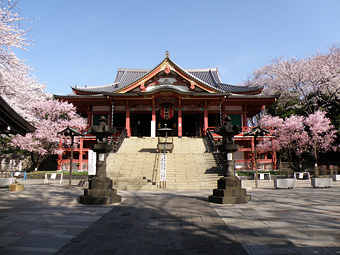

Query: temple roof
left=71, top=54, right=262, bottom=95
left=0, top=96, right=36, bottom=136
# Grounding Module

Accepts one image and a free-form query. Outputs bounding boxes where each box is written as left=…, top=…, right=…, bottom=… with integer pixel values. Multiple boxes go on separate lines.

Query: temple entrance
left=157, top=112, right=178, bottom=136
left=131, top=113, right=151, bottom=137
left=112, top=113, right=126, bottom=129
left=182, top=113, right=201, bottom=137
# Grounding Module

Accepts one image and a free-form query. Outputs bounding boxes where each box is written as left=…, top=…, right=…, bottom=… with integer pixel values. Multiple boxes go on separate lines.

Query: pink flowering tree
left=244, top=44, right=340, bottom=128
left=304, top=111, right=338, bottom=176
left=0, top=2, right=87, bottom=170
left=259, top=111, right=338, bottom=175
left=0, top=1, right=46, bottom=116
left=10, top=99, right=87, bottom=170
left=259, top=115, right=308, bottom=170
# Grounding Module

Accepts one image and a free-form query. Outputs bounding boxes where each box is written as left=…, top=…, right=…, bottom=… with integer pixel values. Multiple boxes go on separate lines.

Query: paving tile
left=242, top=244, right=274, bottom=255
left=53, top=196, right=246, bottom=254
left=0, top=236, right=22, bottom=246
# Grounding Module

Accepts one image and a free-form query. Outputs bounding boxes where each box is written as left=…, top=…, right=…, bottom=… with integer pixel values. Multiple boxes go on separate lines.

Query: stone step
left=117, top=137, right=207, bottom=154
left=106, top=137, right=224, bottom=190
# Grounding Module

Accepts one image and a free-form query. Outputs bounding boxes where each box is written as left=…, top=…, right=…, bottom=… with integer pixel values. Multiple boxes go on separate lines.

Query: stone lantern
left=208, top=116, right=251, bottom=204
left=79, top=116, right=121, bottom=204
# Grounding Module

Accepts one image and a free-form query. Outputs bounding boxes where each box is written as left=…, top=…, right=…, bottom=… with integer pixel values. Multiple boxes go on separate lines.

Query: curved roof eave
left=0, top=96, right=36, bottom=136
left=138, top=86, right=194, bottom=96
left=115, top=56, right=223, bottom=93
left=71, top=83, right=119, bottom=95
left=54, top=94, right=108, bottom=100
left=166, top=58, right=224, bottom=92
left=218, top=83, right=263, bottom=95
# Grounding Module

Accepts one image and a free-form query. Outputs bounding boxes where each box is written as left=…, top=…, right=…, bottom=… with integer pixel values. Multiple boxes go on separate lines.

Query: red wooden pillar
left=242, top=113, right=248, bottom=127
left=178, top=103, right=182, bottom=137
left=126, top=105, right=131, bottom=137
left=242, top=105, right=248, bottom=127
left=251, top=137, right=256, bottom=170
left=151, top=104, right=156, bottom=138
left=87, top=110, right=92, bottom=126
left=57, top=140, right=62, bottom=170
left=203, top=102, right=208, bottom=135
left=272, top=140, right=277, bottom=170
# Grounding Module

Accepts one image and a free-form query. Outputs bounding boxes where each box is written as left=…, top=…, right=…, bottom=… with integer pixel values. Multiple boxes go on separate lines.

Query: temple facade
left=54, top=53, right=277, bottom=172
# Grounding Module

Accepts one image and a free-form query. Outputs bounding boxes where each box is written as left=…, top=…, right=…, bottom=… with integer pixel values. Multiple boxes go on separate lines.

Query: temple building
left=54, top=52, right=277, bottom=172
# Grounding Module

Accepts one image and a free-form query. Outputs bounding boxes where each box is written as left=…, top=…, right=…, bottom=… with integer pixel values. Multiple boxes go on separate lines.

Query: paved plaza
left=0, top=179, right=339, bottom=255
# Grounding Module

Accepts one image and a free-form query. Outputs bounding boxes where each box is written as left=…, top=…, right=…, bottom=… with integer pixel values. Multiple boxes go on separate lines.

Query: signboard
left=160, top=155, right=167, bottom=181
left=88, top=150, right=96, bottom=175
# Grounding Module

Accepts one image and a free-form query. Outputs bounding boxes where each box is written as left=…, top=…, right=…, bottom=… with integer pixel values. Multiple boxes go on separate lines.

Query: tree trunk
left=30, top=152, right=46, bottom=171
left=314, top=150, right=319, bottom=177
left=314, top=162, right=319, bottom=177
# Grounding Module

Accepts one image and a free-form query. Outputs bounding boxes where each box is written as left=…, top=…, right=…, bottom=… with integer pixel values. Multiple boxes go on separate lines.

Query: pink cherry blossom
left=10, top=99, right=87, bottom=170
left=245, top=43, right=340, bottom=115
left=0, top=1, right=46, bottom=116
left=259, top=112, right=338, bottom=174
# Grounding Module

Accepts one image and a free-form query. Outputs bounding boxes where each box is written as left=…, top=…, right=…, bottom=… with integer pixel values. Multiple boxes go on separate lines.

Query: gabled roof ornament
left=165, top=51, right=170, bottom=58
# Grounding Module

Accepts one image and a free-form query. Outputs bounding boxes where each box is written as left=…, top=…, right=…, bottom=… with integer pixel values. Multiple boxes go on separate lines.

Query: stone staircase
left=106, top=137, right=224, bottom=191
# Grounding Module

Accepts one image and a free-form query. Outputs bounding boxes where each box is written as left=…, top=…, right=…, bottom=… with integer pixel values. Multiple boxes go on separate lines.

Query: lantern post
left=58, top=127, right=84, bottom=189
left=244, top=126, right=270, bottom=189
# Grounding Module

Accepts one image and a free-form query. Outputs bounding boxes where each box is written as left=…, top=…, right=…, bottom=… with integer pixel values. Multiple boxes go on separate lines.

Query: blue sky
left=13, top=0, right=340, bottom=95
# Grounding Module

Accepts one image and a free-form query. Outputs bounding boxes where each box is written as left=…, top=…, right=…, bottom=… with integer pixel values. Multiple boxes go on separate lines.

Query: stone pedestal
left=329, top=174, right=340, bottom=181
left=208, top=176, right=251, bottom=204
left=311, top=178, right=332, bottom=188
left=0, top=177, right=14, bottom=187
left=79, top=161, right=121, bottom=204
left=274, top=178, right=295, bottom=189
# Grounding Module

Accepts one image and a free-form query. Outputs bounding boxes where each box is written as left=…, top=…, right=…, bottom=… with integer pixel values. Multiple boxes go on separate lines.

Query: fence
left=278, top=162, right=340, bottom=175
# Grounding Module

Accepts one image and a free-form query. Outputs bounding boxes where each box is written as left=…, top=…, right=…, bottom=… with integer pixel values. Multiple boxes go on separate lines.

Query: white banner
left=160, top=155, right=167, bottom=181
left=88, top=150, right=96, bottom=175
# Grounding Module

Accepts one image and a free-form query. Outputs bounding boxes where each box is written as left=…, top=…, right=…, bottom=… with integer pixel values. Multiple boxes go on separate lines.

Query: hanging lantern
left=160, top=105, right=174, bottom=120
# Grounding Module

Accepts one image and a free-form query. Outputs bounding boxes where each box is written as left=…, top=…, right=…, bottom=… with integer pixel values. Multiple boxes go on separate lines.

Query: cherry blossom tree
left=0, top=0, right=46, bottom=116
left=259, top=115, right=308, bottom=169
left=245, top=43, right=340, bottom=126
left=304, top=111, right=338, bottom=176
left=10, top=99, right=87, bottom=170
left=259, top=111, right=338, bottom=176
left=1, top=2, right=87, bottom=170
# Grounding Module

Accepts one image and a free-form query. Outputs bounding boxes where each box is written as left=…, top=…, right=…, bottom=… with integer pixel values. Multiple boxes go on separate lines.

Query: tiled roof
left=114, top=68, right=150, bottom=90
left=71, top=57, right=262, bottom=95
left=219, top=83, right=263, bottom=94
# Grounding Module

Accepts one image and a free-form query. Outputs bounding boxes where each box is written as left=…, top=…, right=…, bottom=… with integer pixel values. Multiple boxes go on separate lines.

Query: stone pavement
left=0, top=179, right=339, bottom=254
left=212, top=181, right=340, bottom=255
left=0, top=180, right=113, bottom=255
left=56, top=196, right=246, bottom=255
